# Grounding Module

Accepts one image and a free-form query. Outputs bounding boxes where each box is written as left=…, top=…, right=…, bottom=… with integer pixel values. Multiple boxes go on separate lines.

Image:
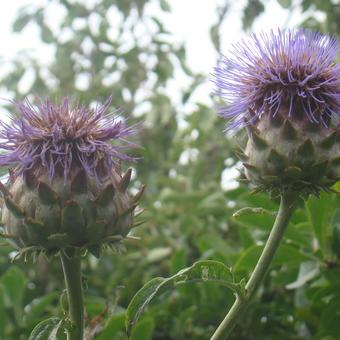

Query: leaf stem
left=211, top=192, right=297, bottom=339
left=60, top=250, right=84, bottom=340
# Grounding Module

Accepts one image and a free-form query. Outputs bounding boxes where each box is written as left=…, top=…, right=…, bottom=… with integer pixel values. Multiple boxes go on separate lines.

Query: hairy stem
left=211, top=192, right=297, bottom=340
left=60, top=250, right=84, bottom=340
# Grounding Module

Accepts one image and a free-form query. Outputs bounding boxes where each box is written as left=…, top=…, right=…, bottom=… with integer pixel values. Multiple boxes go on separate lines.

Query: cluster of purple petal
left=214, top=29, right=340, bottom=130
left=0, top=98, right=137, bottom=182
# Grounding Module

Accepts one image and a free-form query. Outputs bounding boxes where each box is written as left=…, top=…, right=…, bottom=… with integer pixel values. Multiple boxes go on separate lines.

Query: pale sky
left=0, top=0, right=300, bottom=79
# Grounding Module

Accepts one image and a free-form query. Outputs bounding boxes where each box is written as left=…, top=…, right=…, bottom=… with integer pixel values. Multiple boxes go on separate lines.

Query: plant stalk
left=60, top=250, right=84, bottom=340
left=211, top=192, right=297, bottom=340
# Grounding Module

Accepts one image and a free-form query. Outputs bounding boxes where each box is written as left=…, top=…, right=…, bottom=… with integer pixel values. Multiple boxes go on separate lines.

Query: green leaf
left=242, top=0, right=265, bottom=30
left=235, top=244, right=314, bottom=273
left=0, top=286, right=5, bottom=338
left=306, top=193, right=335, bottom=254
left=331, top=209, right=340, bottom=258
left=126, top=260, right=239, bottom=332
left=210, top=24, right=220, bottom=52
left=170, top=249, right=187, bottom=274
left=24, top=292, right=58, bottom=324
left=174, top=45, right=194, bottom=76
left=196, top=233, right=234, bottom=264
left=160, top=0, right=171, bottom=12
left=323, top=267, right=340, bottom=285
left=0, top=266, right=27, bottom=322
left=96, top=312, right=125, bottom=340
left=12, top=11, right=33, bottom=33
left=29, top=317, right=63, bottom=340
left=130, top=318, right=154, bottom=340
left=40, top=24, right=55, bottom=44
left=319, top=297, right=340, bottom=338
left=272, top=244, right=315, bottom=266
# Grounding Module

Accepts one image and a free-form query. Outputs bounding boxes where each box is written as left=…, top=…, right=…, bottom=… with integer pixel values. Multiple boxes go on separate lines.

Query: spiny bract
left=214, top=29, right=340, bottom=195
left=0, top=98, right=144, bottom=258
left=239, top=111, right=340, bottom=196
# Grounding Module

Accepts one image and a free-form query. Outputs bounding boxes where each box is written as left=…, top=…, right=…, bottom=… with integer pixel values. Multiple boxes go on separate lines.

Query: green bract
left=0, top=167, right=144, bottom=258
left=238, top=112, right=340, bottom=196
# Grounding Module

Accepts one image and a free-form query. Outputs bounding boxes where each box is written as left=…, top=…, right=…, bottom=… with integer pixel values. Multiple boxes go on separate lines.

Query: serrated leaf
left=126, top=260, right=239, bottom=332
left=28, top=317, right=63, bottom=340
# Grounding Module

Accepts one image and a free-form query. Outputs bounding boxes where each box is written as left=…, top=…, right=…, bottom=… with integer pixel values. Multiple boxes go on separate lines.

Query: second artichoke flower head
left=214, top=29, right=340, bottom=196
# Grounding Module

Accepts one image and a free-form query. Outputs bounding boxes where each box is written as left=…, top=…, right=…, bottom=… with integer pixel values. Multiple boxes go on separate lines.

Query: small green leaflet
left=126, top=260, right=242, bottom=333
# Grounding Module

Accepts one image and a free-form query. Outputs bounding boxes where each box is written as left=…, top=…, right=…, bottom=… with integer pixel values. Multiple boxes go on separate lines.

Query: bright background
left=0, top=0, right=300, bottom=102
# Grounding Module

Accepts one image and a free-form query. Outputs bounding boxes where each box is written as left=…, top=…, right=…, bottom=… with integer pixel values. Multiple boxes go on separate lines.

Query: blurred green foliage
left=1, top=0, right=340, bottom=339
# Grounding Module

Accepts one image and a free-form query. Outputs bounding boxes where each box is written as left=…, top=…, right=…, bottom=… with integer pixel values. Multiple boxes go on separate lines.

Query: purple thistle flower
left=0, top=97, right=138, bottom=182
left=213, top=29, right=340, bottom=130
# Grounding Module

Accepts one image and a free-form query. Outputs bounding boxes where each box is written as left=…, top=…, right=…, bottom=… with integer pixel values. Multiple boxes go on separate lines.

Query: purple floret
left=213, top=29, right=340, bottom=131
left=0, top=97, right=138, bottom=182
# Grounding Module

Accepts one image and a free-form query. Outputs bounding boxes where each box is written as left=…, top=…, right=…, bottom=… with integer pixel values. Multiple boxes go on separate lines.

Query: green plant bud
left=243, top=114, right=340, bottom=196
left=1, top=168, right=143, bottom=256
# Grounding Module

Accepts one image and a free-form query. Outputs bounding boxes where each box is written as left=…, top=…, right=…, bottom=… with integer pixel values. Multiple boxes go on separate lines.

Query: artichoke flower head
left=0, top=98, right=144, bottom=258
left=214, top=29, right=340, bottom=196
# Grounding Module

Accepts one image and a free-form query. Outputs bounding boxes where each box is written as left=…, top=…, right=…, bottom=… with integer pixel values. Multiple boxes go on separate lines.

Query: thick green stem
left=211, top=192, right=297, bottom=340
left=60, top=251, right=84, bottom=340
